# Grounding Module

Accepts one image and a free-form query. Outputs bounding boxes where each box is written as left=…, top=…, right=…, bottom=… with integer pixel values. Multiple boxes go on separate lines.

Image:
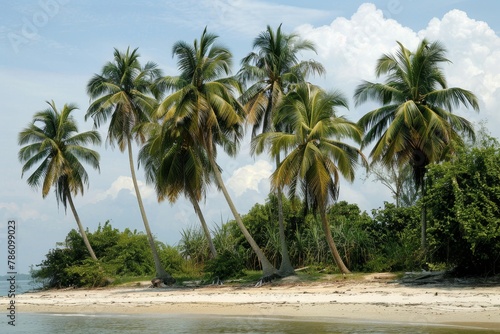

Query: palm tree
left=238, top=24, right=325, bottom=276
left=138, top=120, right=218, bottom=258
left=155, top=28, right=277, bottom=278
left=354, top=39, right=479, bottom=249
left=86, top=47, right=174, bottom=283
left=18, top=101, right=101, bottom=261
left=253, top=83, right=366, bottom=274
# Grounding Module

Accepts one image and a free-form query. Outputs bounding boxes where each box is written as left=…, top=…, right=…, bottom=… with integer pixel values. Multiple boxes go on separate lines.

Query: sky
left=1, top=0, right=500, bottom=274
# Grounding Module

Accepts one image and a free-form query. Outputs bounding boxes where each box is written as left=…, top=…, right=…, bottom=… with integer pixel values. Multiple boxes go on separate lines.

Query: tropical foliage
left=32, top=222, right=183, bottom=288
left=425, top=133, right=500, bottom=275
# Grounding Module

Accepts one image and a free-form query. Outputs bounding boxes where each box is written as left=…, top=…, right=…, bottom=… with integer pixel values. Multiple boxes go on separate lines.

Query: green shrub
left=204, top=249, right=245, bottom=280
left=64, top=259, right=108, bottom=287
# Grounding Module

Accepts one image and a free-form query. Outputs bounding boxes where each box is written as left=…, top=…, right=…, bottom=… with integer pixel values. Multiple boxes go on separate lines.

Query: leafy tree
left=366, top=162, right=418, bottom=208
left=32, top=231, right=84, bottom=288
left=254, top=83, right=366, bottom=274
left=327, top=201, right=373, bottom=270
left=32, top=222, right=185, bottom=288
left=155, top=28, right=277, bottom=277
left=86, top=47, right=174, bottom=283
left=426, top=135, right=500, bottom=275
left=239, top=24, right=325, bottom=276
left=368, top=202, right=421, bottom=271
left=354, top=39, right=479, bottom=249
left=18, top=101, right=101, bottom=261
left=204, top=249, right=245, bottom=281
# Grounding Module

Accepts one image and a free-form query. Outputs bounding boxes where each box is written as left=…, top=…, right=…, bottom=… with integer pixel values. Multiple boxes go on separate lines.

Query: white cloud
left=90, top=176, right=156, bottom=203
left=0, top=202, right=49, bottom=222
left=418, top=9, right=500, bottom=127
left=227, top=160, right=273, bottom=197
left=295, top=4, right=500, bottom=138
left=296, top=3, right=419, bottom=90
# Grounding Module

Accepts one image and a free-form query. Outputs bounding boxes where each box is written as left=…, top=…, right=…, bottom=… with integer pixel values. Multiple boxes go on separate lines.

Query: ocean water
left=0, top=279, right=41, bottom=297
left=3, top=313, right=499, bottom=334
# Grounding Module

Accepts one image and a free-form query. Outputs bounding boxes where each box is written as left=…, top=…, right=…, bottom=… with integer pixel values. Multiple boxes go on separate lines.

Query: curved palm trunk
left=127, top=138, right=174, bottom=283
left=208, top=154, right=277, bottom=277
left=66, top=190, right=98, bottom=261
left=189, top=195, right=218, bottom=258
left=276, top=157, right=295, bottom=276
left=319, top=210, right=350, bottom=274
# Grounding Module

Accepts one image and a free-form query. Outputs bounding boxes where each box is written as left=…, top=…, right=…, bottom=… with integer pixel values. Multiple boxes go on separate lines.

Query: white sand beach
left=7, top=274, right=500, bottom=330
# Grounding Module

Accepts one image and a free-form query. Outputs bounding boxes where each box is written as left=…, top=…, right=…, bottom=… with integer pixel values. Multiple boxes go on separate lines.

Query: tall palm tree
left=138, top=120, right=218, bottom=258
left=18, top=101, right=101, bottom=261
left=86, top=47, right=174, bottom=283
left=253, top=83, right=365, bottom=274
left=155, top=28, right=277, bottom=277
left=354, top=39, right=479, bottom=249
left=238, top=24, right=325, bottom=276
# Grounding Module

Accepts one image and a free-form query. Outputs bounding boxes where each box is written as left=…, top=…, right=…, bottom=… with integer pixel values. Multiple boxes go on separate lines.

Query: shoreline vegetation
left=7, top=273, right=500, bottom=330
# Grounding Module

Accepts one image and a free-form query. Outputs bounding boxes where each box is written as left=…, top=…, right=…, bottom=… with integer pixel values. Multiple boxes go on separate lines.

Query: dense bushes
left=178, top=198, right=424, bottom=274
left=32, top=222, right=181, bottom=288
left=425, top=136, right=500, bottom=275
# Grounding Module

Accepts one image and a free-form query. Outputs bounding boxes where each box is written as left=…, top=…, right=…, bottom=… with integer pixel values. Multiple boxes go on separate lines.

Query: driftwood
left=150, top=278, right=163, bottom=288
left=400, top=271, right=445, bottom=285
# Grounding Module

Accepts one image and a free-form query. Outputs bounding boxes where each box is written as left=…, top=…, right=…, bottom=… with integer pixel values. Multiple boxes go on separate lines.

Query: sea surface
left=0, top=278, right=41, bottom=296
left=2, top=313, right=499, bottom=334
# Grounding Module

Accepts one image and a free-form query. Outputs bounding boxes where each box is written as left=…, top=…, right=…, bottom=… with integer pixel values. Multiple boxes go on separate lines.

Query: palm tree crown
left=255, top=83, right=364, bottom=211
left=355, top=39, right=479, bottom=187
left=238, top=24, right=325, bottom=136
left=138, top=119, right=218, bottom=258
left=86, top=47, right=161, bottom=149
left=19, top=101, right=101, bottom=205
left=156, top=28, right=244, bottom=156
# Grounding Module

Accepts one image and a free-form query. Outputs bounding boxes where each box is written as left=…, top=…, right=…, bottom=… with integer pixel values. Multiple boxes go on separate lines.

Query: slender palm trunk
left=319, top=209, right=350, bottom=274
left=66, top=190, right=98, bottom=261
left=208, top=153, right=277, bottom=277
left=276, top=157, right=294, bottom=276
left=127, top=138, right=173, bottom=283
left=420, top=178, right=427, bottom=252
left=189, top=195, right=218, bottom=258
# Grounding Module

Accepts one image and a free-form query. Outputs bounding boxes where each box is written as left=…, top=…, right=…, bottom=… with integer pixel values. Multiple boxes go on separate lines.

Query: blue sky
left=1, top=1, right=500, bottom=273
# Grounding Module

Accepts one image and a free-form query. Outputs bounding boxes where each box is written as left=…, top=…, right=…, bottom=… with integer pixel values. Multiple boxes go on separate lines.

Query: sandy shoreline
left=5, top=276, right=500, bottom=330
